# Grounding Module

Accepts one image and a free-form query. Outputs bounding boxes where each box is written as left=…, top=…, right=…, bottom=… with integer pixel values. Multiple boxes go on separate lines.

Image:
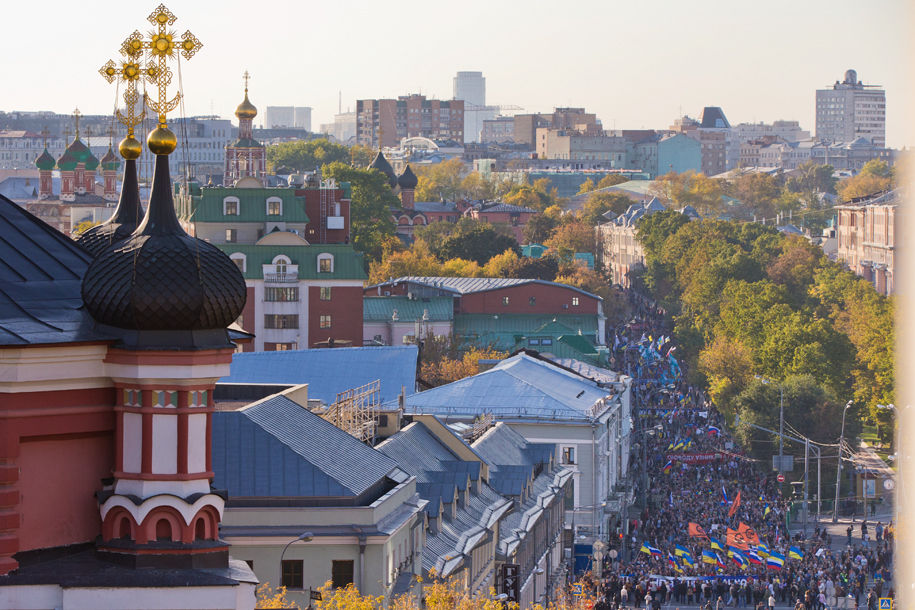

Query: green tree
left=728, top=172, right=782, bottom=220
left=437, top=223, right=520, bottom=265
left=322, top=162, right=398, bottom=266
left=414, top=158, right=467, bottom=202
left=522, top=213, right=559, bottom=244
left=267, top=138, right=351, bottom=173
left=786, top=161, right=836, bottom=196
left=597, top=174, right=628, bottom=189
left=579, top=191, right=635, bottom=225
left=576, top=178, right=596, bottom=195
left=651, top=170, right=724, bottom=215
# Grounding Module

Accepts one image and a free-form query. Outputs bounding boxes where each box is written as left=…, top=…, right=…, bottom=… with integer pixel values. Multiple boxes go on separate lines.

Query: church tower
left=224, top=72, right=266, bottom=185
left=81, top=7, right=245, bottom=569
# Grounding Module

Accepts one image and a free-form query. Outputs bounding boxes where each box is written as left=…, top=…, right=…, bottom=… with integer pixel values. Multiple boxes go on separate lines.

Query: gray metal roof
left=220, top=345, right=418, bottom=405
left=369, top=276, right=602, bottom=301
left=0, top=194, right=113, bottom=346
left=398, top=353, right=611, bottom=421
left=212, top=394, right=404, bottom=499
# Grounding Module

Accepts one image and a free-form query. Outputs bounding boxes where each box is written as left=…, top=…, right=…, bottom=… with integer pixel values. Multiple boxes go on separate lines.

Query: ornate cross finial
left=41, top=126, right=50, bottom=148
left=107, top=125, right=115, bottom=147
left=64, top=126, right=72, bottom=144
left=73, top=108, right=81, bottom=139
left=101, top=32, right=147, bottom=159
left=86, top=125, right=93, bottom=146
left=127, top=4, right=202, bottom=127
left=243, top=70, right=250, bottom=94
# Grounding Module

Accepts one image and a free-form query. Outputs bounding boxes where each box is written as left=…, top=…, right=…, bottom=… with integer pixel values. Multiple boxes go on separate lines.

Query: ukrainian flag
left=668, top=552, right=684, bottom=573
left=789, top=546, right=804, bottom=560
left=764, top=503, right=771, bottom=518
left=681, top=554, right=695, bottom=568
left=701, top=550, right=718, bottom=565
left=640, top=543, right=652, bottom=555
left=767, top=551, right=785, bottom=570
left=756, top=543, right=770, bottom=557
left=673, top=439, right=685, bottom=451
left=710, top=537, right=724, bottom=552
left=674, top=544, right=690, bottom=557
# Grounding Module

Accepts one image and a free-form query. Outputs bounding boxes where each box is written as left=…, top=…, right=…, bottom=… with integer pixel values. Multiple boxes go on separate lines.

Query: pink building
left=834, top=190, right=898, bottom=295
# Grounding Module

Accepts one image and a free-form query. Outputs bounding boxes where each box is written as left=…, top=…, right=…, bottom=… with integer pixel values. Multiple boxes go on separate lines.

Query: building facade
left=816, top=69, right=886, bottom=148
left=357, top=95, right=465, bottom=149
left=264, top=106, right=312, bottom=131
left=834, top=189, right=898, bottom=295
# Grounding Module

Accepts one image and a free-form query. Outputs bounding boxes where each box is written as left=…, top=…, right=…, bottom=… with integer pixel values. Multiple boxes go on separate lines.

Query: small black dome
left=397, top=165, right=418, bottom=190
left=77, top=159, right=144, bottom=258
left=368, top=151, right=397, bottom=188
left=81, top=154, right=246, bottom=333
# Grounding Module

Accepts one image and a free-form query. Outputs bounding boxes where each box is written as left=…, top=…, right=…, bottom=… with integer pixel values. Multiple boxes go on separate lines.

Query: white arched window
left=317, top=253, right=334, bottom=273
left=266, top=196, right=283, bottom=216
left=272, top=255, right=291, bottom=275
left=223, top=196, right=240, bottom=216
left=229, top=252, right=246, bottom=273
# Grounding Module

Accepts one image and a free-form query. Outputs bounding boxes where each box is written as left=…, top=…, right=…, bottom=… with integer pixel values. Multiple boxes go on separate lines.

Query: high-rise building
left=453, top=71, right=485, bottom=108
left=816, top=69, right=886, bottom=147
left=263, top=106, right=312, bottom=131
left=356, top=95, right=464, bottom=148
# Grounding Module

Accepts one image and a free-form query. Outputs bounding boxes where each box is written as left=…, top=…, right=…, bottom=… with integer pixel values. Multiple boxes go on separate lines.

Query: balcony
left=263, top=263, right=299, bottom=283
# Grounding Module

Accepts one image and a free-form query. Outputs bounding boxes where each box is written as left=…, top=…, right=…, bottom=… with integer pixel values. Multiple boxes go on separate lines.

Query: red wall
left=458, top=284, right=598, bottom=315
left=298, top=188, right=350, bottom=244
left=18, top=434, right=113, bottom=551
left=308, top=285, right=364, bottom=347
left=241, top=286, right=256, bottom=352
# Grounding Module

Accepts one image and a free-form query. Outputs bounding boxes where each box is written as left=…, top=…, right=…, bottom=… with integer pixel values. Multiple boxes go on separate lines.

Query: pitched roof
left=398, top=352, right=610, bottom=421
left=212, top=393, right=405, bottom=499
left=363, top=296, right=453, bottom=322
left=370, top=276, right=601, bottom=301
left=221, top=345, right=418, bottom=405
left=0, top=194, right=112, bottom=346
left=476, top=202, right=537, bottom=214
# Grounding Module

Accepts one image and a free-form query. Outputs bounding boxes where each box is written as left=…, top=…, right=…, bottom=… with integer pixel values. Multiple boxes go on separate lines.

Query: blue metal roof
left=0, top=194, right=113, bottom=346
left=398, top=353, right=611, bottom=421
left=221, top=345, right=418, bottom=404
left=212, top=394, right=404, bottom=499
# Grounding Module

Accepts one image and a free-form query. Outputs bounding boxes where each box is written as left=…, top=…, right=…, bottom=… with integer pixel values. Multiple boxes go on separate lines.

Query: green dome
left=84, top=149, right=100, bottom=171
left=100, top=146, right=120, bottom=171
left=65, top=138, right=93, bottom=165
left=57, top=148, right=79, bottom=171
left=35, top=148, right=55, bottom=170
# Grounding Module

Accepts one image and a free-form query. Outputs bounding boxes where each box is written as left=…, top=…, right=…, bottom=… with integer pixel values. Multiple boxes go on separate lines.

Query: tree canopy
left=266, top=138, right=373, bottom=173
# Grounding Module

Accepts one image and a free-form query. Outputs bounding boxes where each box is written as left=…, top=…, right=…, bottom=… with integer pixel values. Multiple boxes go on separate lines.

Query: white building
left=733, top=120, right=810, bottom=145
left=321, top=111, right=357, bottom=144
left=816, top=69, right=886, bottom=148
left=453, top=71, right=497, bottom=143
left=264, top=106, right=312, bottom=131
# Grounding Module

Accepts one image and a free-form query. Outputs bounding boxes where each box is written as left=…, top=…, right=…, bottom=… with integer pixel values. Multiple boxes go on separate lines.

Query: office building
left=264, top=105, right=312, bottom=131
left=816, top=69, right=886, bottom=147
left=356, top=95, right=464, bottom=148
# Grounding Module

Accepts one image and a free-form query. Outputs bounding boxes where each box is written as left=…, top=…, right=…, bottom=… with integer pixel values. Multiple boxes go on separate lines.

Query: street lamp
left=833, top=401, right=853, bottom=523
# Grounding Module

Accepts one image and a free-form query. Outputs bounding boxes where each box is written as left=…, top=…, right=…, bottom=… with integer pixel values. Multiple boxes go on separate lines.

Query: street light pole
left=279, top=531, right=314, bottom=591
left=779, top=386, right=784, bottom=475
left=833, top=401, right=852, bottom=523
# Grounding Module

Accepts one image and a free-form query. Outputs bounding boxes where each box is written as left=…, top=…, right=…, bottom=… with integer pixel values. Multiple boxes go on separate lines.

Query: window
left=320, top=286, right=332, bottom=301
left=225, top=229, right=237, bottom=243
left=541, top=338, right=553, bottom=346
left=265, top=287, right=299, bottom=302
left=281, top=559, right=303, bottom=589
left=528, top=338, right=540, bottom=346
left=320, top=315, right=332, bottom=329
left=502, top=296, right=510, bottom=306
left=529, top=296, right=536, bottom=306
left=230, top=253, right=246, bottom=273
left=332, top=560, right=354, bottom=589
left=223, top=197, right=239, bottom=215
left=562, top=446, right=576, bottom=465
left=318, top=253, right=334, bottom=273
left=572, top=297, right=579, bottom=306
left=264, top=314, right=298, bottom=329
left=266, top=197, right=282, bottom=216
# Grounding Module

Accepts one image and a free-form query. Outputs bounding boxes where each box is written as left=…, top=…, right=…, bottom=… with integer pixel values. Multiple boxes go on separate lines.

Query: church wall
left=17, top=433, right=113, bottom=551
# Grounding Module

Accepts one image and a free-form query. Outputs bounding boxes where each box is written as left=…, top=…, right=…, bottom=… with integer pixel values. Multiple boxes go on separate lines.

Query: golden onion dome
left=147, top=124, right=177, bottom=155
left=119, top=134, right=143, bottom=160
left=235, top=92, right=257, bottom=120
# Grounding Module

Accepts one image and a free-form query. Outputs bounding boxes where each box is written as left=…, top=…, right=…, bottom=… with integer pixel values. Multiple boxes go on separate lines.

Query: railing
left=264, top=272, right=298, bottom=283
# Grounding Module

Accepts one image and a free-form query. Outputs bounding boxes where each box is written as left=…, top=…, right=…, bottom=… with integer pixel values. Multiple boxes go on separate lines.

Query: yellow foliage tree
left=575, top=178, right=595, bottom=195
left=368, top=239, right=443, bottom=284
left=440, top=257, right=483, bottom=277
left=421, top=345, right=508, bottom=387
left=255, top=583, right=299, bottom=609
left=482, top=249, right=522, bottom=277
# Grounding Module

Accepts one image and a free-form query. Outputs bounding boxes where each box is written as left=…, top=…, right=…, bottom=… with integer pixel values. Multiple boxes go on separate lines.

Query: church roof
left=0, top=194, right=112, bottom=346
left=35, top=148, right=55, bottom=170
left=369, top=151, right=397, bottom=187
left=397, top=165, right=418, bottom=190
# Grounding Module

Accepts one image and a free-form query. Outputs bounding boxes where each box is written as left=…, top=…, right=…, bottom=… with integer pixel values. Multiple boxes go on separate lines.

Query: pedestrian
left=847, top=525, right=853, bottom=546
left=768, top=593, right=776, bottom=609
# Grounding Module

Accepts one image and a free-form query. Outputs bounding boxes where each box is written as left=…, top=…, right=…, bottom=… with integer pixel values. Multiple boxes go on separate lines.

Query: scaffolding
left=323, top=379, right=380, bottom=443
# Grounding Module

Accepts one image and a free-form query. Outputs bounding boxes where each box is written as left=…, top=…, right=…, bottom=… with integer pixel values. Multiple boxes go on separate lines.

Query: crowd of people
left=579, top=292, right=895, bottom=609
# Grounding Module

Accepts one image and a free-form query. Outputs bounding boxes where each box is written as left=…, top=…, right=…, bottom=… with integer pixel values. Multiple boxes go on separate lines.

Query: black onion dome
left=369, top=151, right=398, bottom=188
left=77, top=159, right=144, bottom=258
left=81, top=154, right=246, bottom=332
left=397, top=165, right=418, bottom=190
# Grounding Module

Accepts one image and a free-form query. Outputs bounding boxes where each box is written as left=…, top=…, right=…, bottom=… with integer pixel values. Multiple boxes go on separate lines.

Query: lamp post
left=833, top=401, right=853, bottom=523
left=280, top=531, right=314, bottom=592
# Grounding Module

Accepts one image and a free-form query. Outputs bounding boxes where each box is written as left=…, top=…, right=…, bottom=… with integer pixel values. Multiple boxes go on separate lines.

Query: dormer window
left=266, top=197, right=282, bottom=216
left=223, top=197, right=239, bottom=215
left=229, top=252, right=246, bottom=273
left=318, top=253, right=334, bottom=273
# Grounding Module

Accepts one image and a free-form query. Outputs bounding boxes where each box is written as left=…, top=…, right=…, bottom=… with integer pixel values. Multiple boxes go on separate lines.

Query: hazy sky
left=4, top=0, right=912, bottom=147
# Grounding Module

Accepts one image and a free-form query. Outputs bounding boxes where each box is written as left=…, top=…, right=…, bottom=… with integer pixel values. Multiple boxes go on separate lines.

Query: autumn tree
left=837, top=159, right=894, bottom=202
left=434, top=223, right=520, bottom=266
left=267, top=138, right=351, bottom=173
left=414, top=158, right=468, bottom=202
left=522, top=213, right=559, bottom=244
left=368, top=239, right=443, bottom=284
left=727, top=172, right=782, bottom=220
left=543, top=219, right=597, bottom=262
left=576, top=178, right=596, bottom=195
left=578, top=191, right=634, bottom=225
left=651, top=170, right=724, bottom=215
left=597, top=174, right=628, bottom=189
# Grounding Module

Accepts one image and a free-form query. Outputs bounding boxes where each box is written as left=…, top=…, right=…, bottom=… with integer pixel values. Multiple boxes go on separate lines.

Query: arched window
left=317, top=253, right=334, bottom=273
left=155, top=519, right=172, bottom=541
left=272, top=254, right=291, bottom=276
left=223, top=196, right=240, bottom=216
left=266, top=196, right=283, bottom=216
left=229, top=252, right=246, bottom=273
left=195, top=518, right=207, bottom=540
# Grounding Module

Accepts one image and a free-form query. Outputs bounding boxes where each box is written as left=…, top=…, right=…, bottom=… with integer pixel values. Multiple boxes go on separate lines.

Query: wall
left=457, top=284, right=599, bottom=316
left=307, top=285, right=364, bottom=348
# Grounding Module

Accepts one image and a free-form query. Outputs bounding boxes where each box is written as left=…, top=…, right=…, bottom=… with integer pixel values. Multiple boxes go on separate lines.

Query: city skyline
left=3, top=0, right=912, bottom=148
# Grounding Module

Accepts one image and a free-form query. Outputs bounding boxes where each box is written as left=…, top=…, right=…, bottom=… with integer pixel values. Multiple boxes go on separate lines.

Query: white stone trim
left=100, top=492, right=225, bottom=526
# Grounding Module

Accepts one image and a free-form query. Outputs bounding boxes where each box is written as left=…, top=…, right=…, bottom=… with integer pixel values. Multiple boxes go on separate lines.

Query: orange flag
left=726, top=527, right=749, bottom=551
left=728, top=490, right=741, bottom=517
left=738, top=522, right=760, bottom=545
left=689, top=522, right=709, bottom=539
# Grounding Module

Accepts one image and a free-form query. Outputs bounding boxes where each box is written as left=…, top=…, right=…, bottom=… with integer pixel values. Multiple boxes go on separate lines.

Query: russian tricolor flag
left=708, top=425, right=721, bottom=436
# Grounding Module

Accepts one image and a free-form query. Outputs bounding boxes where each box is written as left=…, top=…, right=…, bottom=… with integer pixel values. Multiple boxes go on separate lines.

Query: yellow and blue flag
left=788, top=546, right=804, bottom=560
left=710, top=537, right=724, bottom=552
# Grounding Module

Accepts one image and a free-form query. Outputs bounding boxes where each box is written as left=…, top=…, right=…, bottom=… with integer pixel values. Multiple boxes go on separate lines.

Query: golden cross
left=64, top=127, right=71, bottom=143
left=124, top=4, right=202, bottom=126
left=86, top=125, right=93, bottom=146
left=243, top=70, right=250, bottom=93
left=100, top=36, right=145, bottom=137
left=73, top=108, right=81, bottom=139
left=40, top=126, right=49, bottom=148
